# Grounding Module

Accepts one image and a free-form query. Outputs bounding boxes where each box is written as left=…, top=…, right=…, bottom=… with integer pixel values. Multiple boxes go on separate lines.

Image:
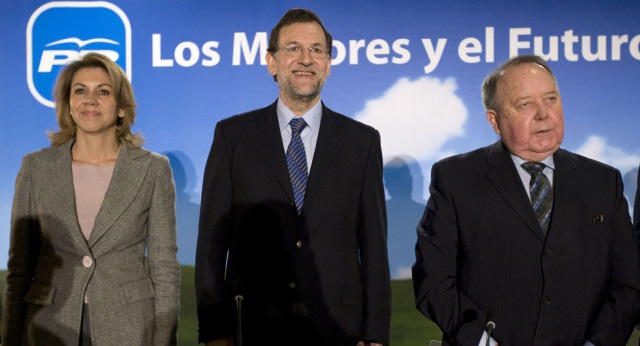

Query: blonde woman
left=2, top=53, right=180, bottom=345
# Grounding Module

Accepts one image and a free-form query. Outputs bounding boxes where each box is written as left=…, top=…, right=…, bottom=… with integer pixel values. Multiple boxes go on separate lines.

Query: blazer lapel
left=40, top=140, right=89, bottom=250
left=485, top=141, right=546, bottom=241
left=88, top=142, right=151, bottom=247
left=251, top=102, right=295, bottom=204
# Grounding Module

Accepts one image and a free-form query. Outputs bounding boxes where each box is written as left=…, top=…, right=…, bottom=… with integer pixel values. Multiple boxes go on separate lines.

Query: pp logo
left=27, top=1, right=131, bottom=108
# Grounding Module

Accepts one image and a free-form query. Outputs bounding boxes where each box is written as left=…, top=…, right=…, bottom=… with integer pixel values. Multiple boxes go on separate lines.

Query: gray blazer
left=2, top=139, right=180, bottom=346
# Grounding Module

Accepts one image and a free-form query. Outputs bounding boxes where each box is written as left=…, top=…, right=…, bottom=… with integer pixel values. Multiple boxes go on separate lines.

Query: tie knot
left=521, top=161, right=546, bottom=176
left=290, top=117, right=307, bottom=136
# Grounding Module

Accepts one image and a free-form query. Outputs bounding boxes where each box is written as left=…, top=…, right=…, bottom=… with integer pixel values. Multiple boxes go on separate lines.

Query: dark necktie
left=521, top=162, right=553, bottom=234
left=286, top=117, right=308, bottom=214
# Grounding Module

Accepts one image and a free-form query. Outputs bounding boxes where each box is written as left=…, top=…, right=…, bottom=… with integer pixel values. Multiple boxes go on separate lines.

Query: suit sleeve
left=2, top=155, right=39, bottom=346
left=412, top=162, right=487, bottom=346
left=358, top=130, right=392, bottom=344
left=147, top=156, right=181, bottom=346
left=195, top=122, right=235, bottom=343
left=633, top=165, right=640, bottom=261
left=586, top=170, right=640, bottom=345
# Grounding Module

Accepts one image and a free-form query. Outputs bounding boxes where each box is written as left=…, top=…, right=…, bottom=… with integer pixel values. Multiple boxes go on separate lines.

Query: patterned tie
left=521, top=162, right=554, bottom=234
left=286, top=117, right=308, bottom=214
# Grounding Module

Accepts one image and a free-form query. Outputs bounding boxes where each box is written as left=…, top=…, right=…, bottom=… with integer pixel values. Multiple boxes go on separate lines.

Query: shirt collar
left=511, top=153, right=555, bottom=170
left=276, top=98, right=323, bottom=133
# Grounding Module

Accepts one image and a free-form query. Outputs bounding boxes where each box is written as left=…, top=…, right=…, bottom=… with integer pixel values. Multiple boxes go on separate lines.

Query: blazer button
left=545, top=248, right=554, bottom=255
left=543, top=296, right=551, bottom=304
left=296, top=241, right=302, bottom=248
left=289, top=282, right=296, bottom=288
left=82, top=256, right=93, bottom=268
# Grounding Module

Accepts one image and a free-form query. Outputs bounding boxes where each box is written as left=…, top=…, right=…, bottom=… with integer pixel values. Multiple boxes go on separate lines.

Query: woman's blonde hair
left=48, top=52, right=143, bottom=147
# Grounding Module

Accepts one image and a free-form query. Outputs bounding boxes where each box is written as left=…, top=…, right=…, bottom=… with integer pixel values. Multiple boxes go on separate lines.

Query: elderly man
left=195, top=8, right=391, bottom=346
left=412, top=55, right=640, bottom=345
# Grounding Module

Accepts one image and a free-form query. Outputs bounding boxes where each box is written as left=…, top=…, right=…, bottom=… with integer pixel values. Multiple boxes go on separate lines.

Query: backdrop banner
left=2, top=1, right=639, bottom=278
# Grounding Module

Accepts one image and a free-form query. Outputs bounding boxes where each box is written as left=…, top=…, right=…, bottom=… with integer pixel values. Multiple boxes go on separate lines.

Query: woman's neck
left=72, top=134, right=121, bottom=166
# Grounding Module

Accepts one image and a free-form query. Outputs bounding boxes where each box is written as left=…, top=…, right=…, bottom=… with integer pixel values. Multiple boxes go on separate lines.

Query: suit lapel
left=251, top=102, right=295, bottom=204
left=307, top=104, right=343, bottom=184
left=88, top=142, right=151, bottom=247
left=40, top=140, right=90, bottom=250
left=485, top=141, right=546, bottom=241
left=545, top=149, right=579, bottom=243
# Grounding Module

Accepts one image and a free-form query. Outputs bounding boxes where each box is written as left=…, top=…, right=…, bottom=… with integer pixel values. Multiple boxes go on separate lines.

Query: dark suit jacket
left=412, top=140, right=640, bottom=346
left=195, top=101, right=391, bottom=345
left=2, top=139, right=180, bottom=346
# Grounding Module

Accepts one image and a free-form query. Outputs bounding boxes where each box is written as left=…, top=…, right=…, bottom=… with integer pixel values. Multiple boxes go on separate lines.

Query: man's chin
left=530, top=145, right=561, bottom=160
left=290, top=89, right=320, bottom=102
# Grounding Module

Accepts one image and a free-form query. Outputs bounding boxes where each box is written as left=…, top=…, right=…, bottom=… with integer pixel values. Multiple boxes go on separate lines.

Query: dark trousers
left=240, top=303, right=354, bottom=346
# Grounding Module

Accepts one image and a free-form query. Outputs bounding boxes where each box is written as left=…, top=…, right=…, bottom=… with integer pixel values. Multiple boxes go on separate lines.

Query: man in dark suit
left=195, top=8, right=391, bottom=346
left=412, top=55, right=640, bottom=346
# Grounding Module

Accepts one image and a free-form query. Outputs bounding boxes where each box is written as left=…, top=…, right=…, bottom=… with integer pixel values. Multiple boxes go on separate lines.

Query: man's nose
left=535, top=102, right=550, bottom=120
left=297, top=47, right=312, bottom=64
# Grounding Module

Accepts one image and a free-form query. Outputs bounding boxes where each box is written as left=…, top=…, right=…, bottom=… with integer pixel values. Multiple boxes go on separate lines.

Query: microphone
left=485, top=314, right=496, bottom=346
left=235, top=295, right=243, bottom=346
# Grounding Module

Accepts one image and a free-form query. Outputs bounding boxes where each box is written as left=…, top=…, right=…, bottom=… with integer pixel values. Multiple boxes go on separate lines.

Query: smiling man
left=195, top=8, right=391, bottom=346
left=412, top=55, right=640, bottom=345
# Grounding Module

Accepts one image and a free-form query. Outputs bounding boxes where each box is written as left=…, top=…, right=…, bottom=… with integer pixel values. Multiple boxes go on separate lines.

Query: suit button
left=545, top=248, right=554, bottom=255
left=543, top=296, right=551, bottom=304
left=296, top=241, right=302, bottom=248
left=289, top=282, right=296, bottom=288
left=82, top=256, right=93, bottom=268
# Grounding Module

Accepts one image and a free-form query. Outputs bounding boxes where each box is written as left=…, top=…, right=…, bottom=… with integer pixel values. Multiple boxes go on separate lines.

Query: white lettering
left=152, top=33, right=173, bottom=67
left=561, top=30, right=579, bottom=61
left=485, top=27, right=494, bottom=62
left=533, top=36, right=559, bottom=61
left=332, top=40, right=346, bottom=65
left=458, top=37, right=482, bottom=63
left=582, top=35, right=607, bottom=61
left=202, top=41, right=221, bottom=67
left=175, top=41, right=200, bottom=67
left=39, top=50, right=119, bottom=72
left=391, top=39, right=411, bottom=64
left=630, top=34, right=640, bottom=60
left=39, top=50, right=76, bottom=72
left=349, top=39, right=366, bottom=65
left=232, top=32, right=267, bottom=66
left=366, top=39, right=390, bottom=65
left=611, top=35, right=628, bottom=61
left=509, top=28, right=531, bottom=57
left=421, top=38, right=447, bottom=74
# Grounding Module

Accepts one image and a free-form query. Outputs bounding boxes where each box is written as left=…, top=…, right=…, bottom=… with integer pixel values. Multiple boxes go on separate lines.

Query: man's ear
left=486, top=109, right=500, bottom=135
left=266, top=51, right=276, bottom=77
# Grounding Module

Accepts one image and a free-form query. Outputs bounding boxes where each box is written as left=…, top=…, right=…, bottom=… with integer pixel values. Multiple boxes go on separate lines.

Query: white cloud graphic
left=575, top=135, right=640, bottom=174
left=355, top=77, right=468, bottom=163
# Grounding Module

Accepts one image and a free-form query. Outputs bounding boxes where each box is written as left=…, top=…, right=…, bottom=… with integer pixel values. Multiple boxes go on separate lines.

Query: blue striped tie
left=521, top=162, right=554, bottom=234
left=286, top=117, right=308, bottom=214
